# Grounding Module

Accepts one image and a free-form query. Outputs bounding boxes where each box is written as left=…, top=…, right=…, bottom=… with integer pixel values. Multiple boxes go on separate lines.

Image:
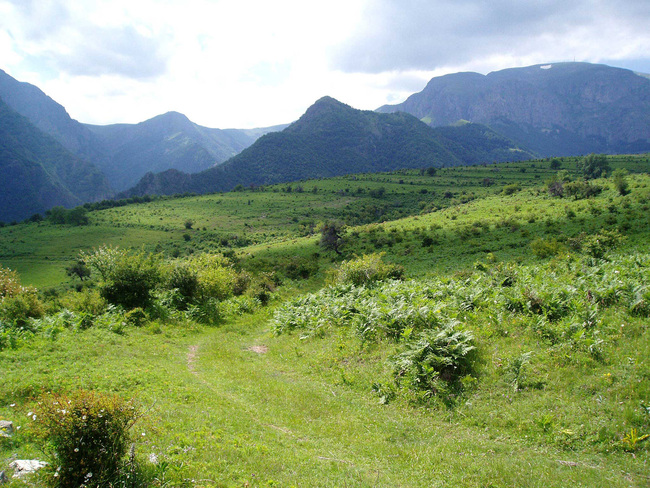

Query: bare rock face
left=378, top=62, right=650, bottom=156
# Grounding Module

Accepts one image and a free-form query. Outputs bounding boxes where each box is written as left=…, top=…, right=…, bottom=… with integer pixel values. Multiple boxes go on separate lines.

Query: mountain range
left=1, top=62, right=649, bottom=221
left=122, top=96, right=533, bottom=197
left=378, top=62, right=650, bottom=156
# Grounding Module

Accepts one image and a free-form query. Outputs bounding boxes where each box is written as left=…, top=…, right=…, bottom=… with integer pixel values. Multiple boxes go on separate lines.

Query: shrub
left=501, top=183, right=521, bottom=195
left=33, top=390, right=139, bottom=487
left=189, top=254, right=238, bottom=301
left=582, top=230, right=625, bottom=258
left=612, top=168, right=630, bottom=196
left=329, top=253, right=404, bottom=286
left=97, top=250, right=163, bottom=310
left=563, top=179, right=602, bottom=200
left=0, top=288, right=44, bottom=327
left=60, top=289, right=107, bottom=315
left=578, top=153, right=610, bottom=179
left=166, top=262, right=199, bottom=308
left=83, top=247, right=163, bottom=310
left=0, top=266, right=23, bottom=299
left=319, top=221, right=345, bottom=255
left=530, top=238, right=566, bottom=259
left=66, top=260, right=91, bottom=281
left=391, top=321, right=476, bottom=399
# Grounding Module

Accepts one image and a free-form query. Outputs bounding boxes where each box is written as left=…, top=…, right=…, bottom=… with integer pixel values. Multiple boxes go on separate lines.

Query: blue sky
left=1, top=0, right=648, bottom=128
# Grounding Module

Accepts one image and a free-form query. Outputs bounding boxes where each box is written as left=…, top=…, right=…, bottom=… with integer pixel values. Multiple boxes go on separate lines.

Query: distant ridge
left=377, top=62, right=650, bottom=156
left=84, top=113, right=286, bottom=191
left=0, top=69, right=285, bottom=193
left=122, top=96, right=533, bottom=197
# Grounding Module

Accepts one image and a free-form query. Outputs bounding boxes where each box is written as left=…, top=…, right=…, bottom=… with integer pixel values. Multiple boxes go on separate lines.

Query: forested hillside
left=0, top=98, right=112, bottom=222
left=123, top=97, right=533, bottom=197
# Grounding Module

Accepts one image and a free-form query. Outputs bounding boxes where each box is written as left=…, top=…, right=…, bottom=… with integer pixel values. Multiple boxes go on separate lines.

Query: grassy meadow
left=1, top=154, right=650, bottom=486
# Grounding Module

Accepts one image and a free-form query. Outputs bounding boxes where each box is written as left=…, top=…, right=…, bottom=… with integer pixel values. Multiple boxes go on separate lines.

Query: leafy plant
left=620, top=428, right=649, bottom=451
left=391, top=321, right=476, bottom=400
left=578, top=153, right=610, bottom=179
left=329, top=252, right=404, bottom=287
left=33, top=390, right=140, bottom=487
left=0, top=266, right=24, bottom=299
left=0, top=287, right=44, bottom=327
left=507, top=351, right=533, bottom=391
left=95, top=249, right=163, bottom=310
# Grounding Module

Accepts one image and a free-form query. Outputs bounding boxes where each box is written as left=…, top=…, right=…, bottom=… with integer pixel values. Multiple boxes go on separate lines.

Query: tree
left=67, top=206, right=89, bottom=226
left=549, top=158, right=562, bottom=170
left=578, top=154, right=610, bottom=180
left=47, top=206, right=68, bottom=224
left=611, top=168, right=630, bottom=196
left=66, top=259, right=91, bottom=281
left=319, top=222, right=345, bottom=255
left=84, top=247, right=162, bottom=309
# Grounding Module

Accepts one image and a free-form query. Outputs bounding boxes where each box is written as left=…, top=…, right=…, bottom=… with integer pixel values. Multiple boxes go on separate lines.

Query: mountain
left=84, top=113, right=285, bottom=191
left=0, top=69, right=109, bottom=167
left=0, top=69, right=284, bottom=193
left=0, top=97, right=112, bottom=222
left=123, top=96, right=533, bottom=197
left=377, top=62, right=650, bottom=156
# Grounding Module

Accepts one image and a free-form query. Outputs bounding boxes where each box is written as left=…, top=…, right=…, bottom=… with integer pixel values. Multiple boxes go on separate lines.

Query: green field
left=1, top=154, right=649, bottom=486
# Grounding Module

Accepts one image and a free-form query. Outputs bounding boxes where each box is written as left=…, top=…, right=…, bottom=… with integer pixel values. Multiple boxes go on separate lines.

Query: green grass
left=1, top=154, right=650, bottom=486
left=3, top=153, right=647, bottom=289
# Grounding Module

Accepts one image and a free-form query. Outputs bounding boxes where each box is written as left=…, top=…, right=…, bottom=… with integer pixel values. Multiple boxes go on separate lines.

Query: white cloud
left=0, top=0, right=648, bottom=128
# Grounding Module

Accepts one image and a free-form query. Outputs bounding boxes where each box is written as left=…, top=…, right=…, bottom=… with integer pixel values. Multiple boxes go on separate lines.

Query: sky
left=1, top=0, right=649, bottom=129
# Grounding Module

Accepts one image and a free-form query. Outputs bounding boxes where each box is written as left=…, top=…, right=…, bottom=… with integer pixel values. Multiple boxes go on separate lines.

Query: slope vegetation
left=0, top=98, right=112, bottom=222
left=123, top=97, right=533, bottom=197
left=1, top=155, right=649, bottom=486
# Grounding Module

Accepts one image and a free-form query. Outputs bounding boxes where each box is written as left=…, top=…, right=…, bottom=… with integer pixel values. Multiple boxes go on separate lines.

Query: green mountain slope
left=0, top=68, right=285, bottom=193
left=0, top=68, right=109, bottom=168
left=0, top=97, right=112, bottom=222
left=85, top=113, right=286, bottom=191
left=378, top=62, right=650, bottom=156
left=123, top=97, right=534, bottom=197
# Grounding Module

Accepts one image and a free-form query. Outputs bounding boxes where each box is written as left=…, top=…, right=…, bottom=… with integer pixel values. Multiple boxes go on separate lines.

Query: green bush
left=501, top=183, right=521, bottom=195
left=612, top=168, right=630, bottom=196
left=85, top=247, right=163, bottom=310
left=34, top=390, right=139, bottom=487
left=530, top=237, right=566, bottom=259
left=391, top=321, right=477, bottom=400
left=0, top=288, right=44, bottom=327
left=0, top=266, right=22, bottom=299
left=582, top=230, right=625, bottom=258
left=166, top=262, right=199, bottom=309
left=189, top=253, right=238, bottom=301
left=563, top=179, right=602, bottom=200
left=578, top=153, right=610, bottom=179
left=329, top=253, right=404, bottom=286
left=60, top=289, right=107, bottom=315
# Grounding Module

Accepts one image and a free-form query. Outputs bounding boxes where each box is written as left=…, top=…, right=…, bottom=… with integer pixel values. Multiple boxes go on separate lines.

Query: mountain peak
left=305, top=96, right=350, bottom=114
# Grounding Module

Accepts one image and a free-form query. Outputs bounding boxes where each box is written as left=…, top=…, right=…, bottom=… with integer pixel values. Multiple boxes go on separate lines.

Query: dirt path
left=187, top=345, right=199, bottom=374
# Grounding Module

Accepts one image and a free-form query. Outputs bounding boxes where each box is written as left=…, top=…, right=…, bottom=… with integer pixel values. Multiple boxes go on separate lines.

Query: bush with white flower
left=33, top=390, right=139, bottom=487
